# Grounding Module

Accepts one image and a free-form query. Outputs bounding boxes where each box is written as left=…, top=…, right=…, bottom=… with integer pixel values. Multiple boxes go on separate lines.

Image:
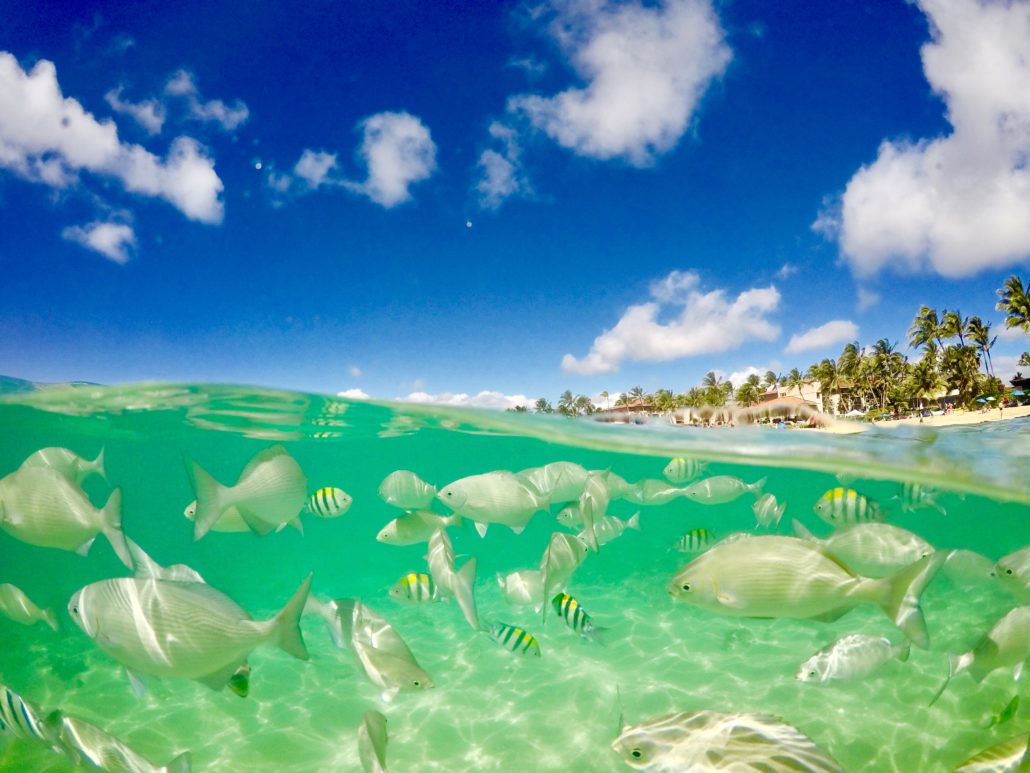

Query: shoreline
left=820, top=403, right=1030, bottom=433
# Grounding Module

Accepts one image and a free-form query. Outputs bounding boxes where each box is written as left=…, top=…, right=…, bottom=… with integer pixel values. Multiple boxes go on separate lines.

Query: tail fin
left=749, top=477, right=767, bottom=496
left=91, top=447, right=107, bottom=481
left=99, top=489, right=131, bottom=569
left=163, top=751, right=192, bottom=773
left=304, top=595, right=346, bottom=649
left=929, top=653, right=969, bottom=707
left=626, top=512, right=641, bottom=531
left=186, top=459, right=227, bottom=541
left=453, top=558, right=480, bottom=632
left=792, top=518, right=816, bottom=541
left=272, top=574, right=312, bottom=660
left=579, top=497, right=599, bottom=554
left=43, top=607, right=59, bottom=632
left=879, top=552, right=945, bottom=649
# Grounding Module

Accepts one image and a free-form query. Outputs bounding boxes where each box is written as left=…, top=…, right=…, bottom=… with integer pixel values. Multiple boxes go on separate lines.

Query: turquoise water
left=0, top=381, right=1028, bottom=771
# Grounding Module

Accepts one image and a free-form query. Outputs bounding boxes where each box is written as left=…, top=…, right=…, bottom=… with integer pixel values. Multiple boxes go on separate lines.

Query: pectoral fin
left=126, top=670, right=147, bottom=698
left=474, top=522, right=488, bottom=538
left=196, top=661, right=248, bottom=693
left=236, top=506, right=276, bottom=536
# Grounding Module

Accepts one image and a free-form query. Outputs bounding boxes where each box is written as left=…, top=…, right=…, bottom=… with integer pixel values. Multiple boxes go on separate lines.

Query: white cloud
left=104, top=87, right=165, bottom=135
left=994, top=354, right=1025, bottom=384
left=775, top=262, right=798, bottom=280
left=856, top=286, right=880, bottom=312
left=728, top=366, right=765, bottom=388
left=509, top=0, right=730, bottom=166
left=294, top=149, right=337, bottom=189
left=476, top=122, right=531, bottom=210
left=62, top=221, right=136, bottom=263
left=402, top=390, right=531, bottom=410
left=819, top=0, right=1030, bottom=277
left=562, top=270, right=781, bottom=375
left=165, top=70, right=249, bottom=132
left=348, top=365, right=362, bottom=378
left=996, top=324, right=1029, bottom=342
left=337, top=388, right=370, bottom=399
left=0, top=53, right=223, bottom=223
left=785, top=320, right=859, bottom=354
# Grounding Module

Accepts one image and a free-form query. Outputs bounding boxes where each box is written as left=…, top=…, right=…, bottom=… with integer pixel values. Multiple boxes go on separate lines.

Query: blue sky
left=1, top=0, right=1028, bottom=407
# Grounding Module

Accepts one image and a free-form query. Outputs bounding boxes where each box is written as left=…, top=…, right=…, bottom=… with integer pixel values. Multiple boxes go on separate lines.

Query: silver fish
left=496, top=569, right=544, bottom=610
left=437, top=470, right=547, bottom=537
left=358, top=710, right=389, bottom=773
left=187, top=445, right=308, bottom=539
left=797, top=634, right=910, bottom=684
left=625, top=479, right=688, bottom=506
left=44, top=710, right=191, bottom=773
left=0, top=583, right=58, bottom=631
left=753, top=492, right=786, bottom=528
left=0, top=466, right=130, bottom=568
left=426, top=528, right=478, bottom=631
left=669, top=535, right=943, bottom=648
left=792, top=519, right=934, bottom=578
left=993, top=546, right=1030, bottom=603
left=19, top=446, right=106, bottom=486
left=540, top=532, right=587, bottom=622
left=69, top=574, right=311, bottom=692
left=517, top=461, right=590, bottom=502
left=183, top=500, right=249, bottom=533
left=376, top=510, right=461, bottom=546
left=612, top=709, right=843, bottom=771
left=683, top=475, right=765, bottom=505
left=579, top=512, right=640, bottom=547
left=378, top=470, right=436, bottom=510
left=348, top=601, right=433, bottom=702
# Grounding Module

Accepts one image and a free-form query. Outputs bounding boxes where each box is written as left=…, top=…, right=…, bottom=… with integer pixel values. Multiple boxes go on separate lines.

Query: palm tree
left=908, top=306, right=945, bottom=351
left=557, top=390, right=575, bottom=416
left=809, top=358, right=841, bottom=413
left=534, top=397, right=553, bottom=414
left=1020, top=352, right=1030, bottom=367
left=574, top=394, right=594, bottom=415
left=599, top=390, right=610, bottom=410
left=996, top=275, right=1030, bottom=333
left=653, top=388, right=675, bottom=413
left=627, top=385, right=646, bottom=402
left=734, top=381, right=760, bottom=407
left=906, top=354, right=942, bottom=409
left=678, top=387, right=705, bottom=408
left=941, top=345, right=983, bottom=406
left=941, top=309, right=968, bottom=346
left=965, top=316, right=996, bottom=376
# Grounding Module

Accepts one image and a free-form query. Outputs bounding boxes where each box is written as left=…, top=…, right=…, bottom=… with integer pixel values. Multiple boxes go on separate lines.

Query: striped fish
left=813, top=487, right=883, bottom=527
left=663, top=457, right=707, bottom=484
left=673, top=528, right=717, bottom=554
left=304, top=487, right=352, bottom=518
left=894, top=482, right=946, bottom=516
left=0, top=684, right=49, bottom=742
left=491, top=623, right=541, bottom=656
left=389, top=572, right=439, bottom=603
left=551, top=593, right=598, bottom=639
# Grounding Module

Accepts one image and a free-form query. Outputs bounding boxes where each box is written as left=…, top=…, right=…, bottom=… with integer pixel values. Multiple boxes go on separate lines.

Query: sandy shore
left=822, top=403, right=1030, bottom=433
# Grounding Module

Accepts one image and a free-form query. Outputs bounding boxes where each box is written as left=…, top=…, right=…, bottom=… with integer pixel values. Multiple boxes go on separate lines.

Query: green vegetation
left=509, top=275, right=1028, bottom=415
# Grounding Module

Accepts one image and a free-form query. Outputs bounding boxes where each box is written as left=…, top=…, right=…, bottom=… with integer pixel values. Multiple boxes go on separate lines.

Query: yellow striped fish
left=813, top=487, right=883, bottom=526
left=673, top=528, right=717, bottom=553
left=552, top=593, right=599, bottom=640
left=304, top=487, right=352, bottom=518
left=0, top=683, right=49, bottom=742
left=491, top=623, right=541, bottom=656
left=389, top=572, right=439, bottom=603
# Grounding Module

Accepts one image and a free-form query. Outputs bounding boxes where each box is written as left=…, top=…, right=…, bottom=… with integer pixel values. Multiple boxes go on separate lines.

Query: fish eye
left=631, top=749, right=643, bottom=759
left=681, top=583, right=691, bottom=591
left=809, top=671, right=817, bottom=678
left=1006, top=568, right=1013, bottom=575
left=412, top=679, right=421, bottom=687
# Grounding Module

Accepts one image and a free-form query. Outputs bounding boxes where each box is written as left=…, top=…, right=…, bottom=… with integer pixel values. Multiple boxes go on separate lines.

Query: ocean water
left=0, top=381, right=1028, bottom=772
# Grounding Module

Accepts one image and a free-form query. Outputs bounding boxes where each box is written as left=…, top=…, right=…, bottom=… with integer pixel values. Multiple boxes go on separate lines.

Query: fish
left=552, top=593, right=602, bottom=640
left=44, top=710, right=191, bottom=773
left=669, top=535, right=944, bottom=649
left=183, top=500, right=250, bottom=533
left=0, top=466, right=130, bottom=568
left=796, top=633, right=910, bottom=684
left=555, top=504, right=584, bottom=530
left=186, top=445, right=308, bottom=539
left=0, top=683, right=50, bottom=743
left=539, top=532, right=587, bottom=622
left=892, top=481, right=946, bottom=516
left=426, top=529, right=478, bottom=631
left=126, top=539, right=206, bottom=584
left=624, top=479, right=689, bottom=506
left=496, top=570, right=544, bottom=610
left=986, top=696, right=1020, bottom=729
left=389, top=572, right=440, bottom=604
left=753, top=492, right=786, bottom=528
left=517, top=461, right=590, bottom=502
left=792, top=519, right=934, bottom=578
left=596, top=469, right=633, bottom=500
left=376, top=510, right=461, bottom=546
left=576, top=472, right=609, bottom=552
left=954, top=732, right=1030, bottom=772
left=683, top=475, right=766, bottom=505
left=993, top=546, right=1030, bottom=602
left=437, top=470, right=548, bottom=537
left=490, top=622, right=540, bottom=656
left=579, top=512, right=640, bottom=548
left=19, top=446, right=106, bottom=486
left=358, top=710, right=388, bottom=773
left=611, top=709, right=843, bottom=772
left=378, top=470, right=436, bottom=510
left=68, top=573, right=311, bottom=693
left=671, top=528, right=718, bottom=554
left=344, top=600, right=433, bottom=702
left=812, top=487, right=884, bottom=527
left=930, top=605, right=1030, bottom=706
left=662, top=457, right=706, bottom=484
left=304, top=487, right=352, bottom=518
left=0, top=583, right=58, bottom=631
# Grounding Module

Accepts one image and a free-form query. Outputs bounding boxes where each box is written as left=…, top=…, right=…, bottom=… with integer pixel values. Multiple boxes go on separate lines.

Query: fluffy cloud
left=62, top=221, right=136, bottom=263
left=402, top=390, right=531, bottom=410
left=165, top=70, right=249, bottom=132
left=348, top=365, right=363, bottom=378
left=0, top=53, right=223, bottom=223
left=996, top=324, right=1029, bottom=342
left=104, top=87, right=165, bottom=135
left=819, top=0, right=1030, bottom=277
left=728, top=366, right=766, bottom=388
left=337, top=388, right=370, bottom=399
left=775, top=263, right=798, bottom=280
left=509, top=0, right=730, bottom=166
left=562, top=270, right=781, bottom=375
left=785, top=320, right=859, bottom=354
left=275, top=112, right=437, bottom=208
left=476, top=122, right=531, bottom=210
left=856, top=286, right=880, bottom=312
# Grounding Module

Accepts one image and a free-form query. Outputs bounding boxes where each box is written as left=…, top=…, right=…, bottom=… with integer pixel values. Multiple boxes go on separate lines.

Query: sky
left=1, top=0, right=1029, bottom=408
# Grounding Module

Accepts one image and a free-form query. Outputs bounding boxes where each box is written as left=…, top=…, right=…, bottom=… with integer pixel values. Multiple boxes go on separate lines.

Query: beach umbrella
left=1011, top=389, right=1025, bottom=396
